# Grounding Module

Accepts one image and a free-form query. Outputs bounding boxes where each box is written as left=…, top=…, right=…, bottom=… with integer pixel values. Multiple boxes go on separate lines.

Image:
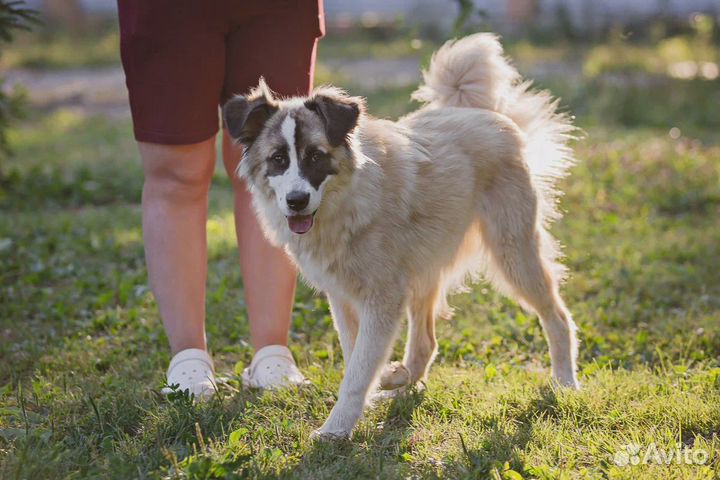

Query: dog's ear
left=223, top=80, right=278, bottom=145
left=305, top=91, right=364, bottom=147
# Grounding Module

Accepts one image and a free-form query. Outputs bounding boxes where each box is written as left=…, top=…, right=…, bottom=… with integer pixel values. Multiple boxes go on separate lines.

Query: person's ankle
left=170, top=341, right=207, bottom=356
left=251, top=339, right=288, bottom=352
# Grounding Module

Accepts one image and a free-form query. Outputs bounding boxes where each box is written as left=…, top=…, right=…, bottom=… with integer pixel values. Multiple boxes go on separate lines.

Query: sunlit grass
left=583, top=35, right=719, bottom=79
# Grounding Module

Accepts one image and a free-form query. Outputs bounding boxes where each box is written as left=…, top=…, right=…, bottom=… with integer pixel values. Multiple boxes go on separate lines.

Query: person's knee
left=141, top=140, right=215, bottom=203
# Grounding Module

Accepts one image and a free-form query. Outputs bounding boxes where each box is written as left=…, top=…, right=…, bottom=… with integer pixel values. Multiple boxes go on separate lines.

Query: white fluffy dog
left=223, top=33, right=579, bottom=439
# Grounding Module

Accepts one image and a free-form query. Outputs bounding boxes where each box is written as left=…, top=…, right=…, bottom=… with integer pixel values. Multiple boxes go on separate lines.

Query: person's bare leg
left=139, top=138, right=216, bottom=354
left=222, top=131, right=297, bottom=350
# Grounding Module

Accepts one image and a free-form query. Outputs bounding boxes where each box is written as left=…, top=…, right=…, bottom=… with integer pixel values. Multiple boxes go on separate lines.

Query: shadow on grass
left=0, top=377, right=279, bottom=479
left=279, top=389, right=428, bottom=479
left=440, top=387, right=558, bottom=479
left=278, top=387, right=559, bottom=479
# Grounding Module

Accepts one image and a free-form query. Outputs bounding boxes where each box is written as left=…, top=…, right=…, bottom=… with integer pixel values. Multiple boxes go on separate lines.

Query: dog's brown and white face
left=223, top=81, right=364, bottom=235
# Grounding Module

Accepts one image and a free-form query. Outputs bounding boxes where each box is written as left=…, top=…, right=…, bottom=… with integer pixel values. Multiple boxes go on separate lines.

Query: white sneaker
left=161, top=348, right=217, bottom=400
left=241, top=345, right=308, bottom=389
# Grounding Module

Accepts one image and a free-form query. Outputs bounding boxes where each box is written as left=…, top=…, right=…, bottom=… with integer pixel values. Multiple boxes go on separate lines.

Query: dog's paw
left=379, top=361, right=410, bottom=390
left=371, top=379, right=427, bottom=402
left=371, top=386, right=407, bottom=402
left=309, top=428, right=351, bottom=442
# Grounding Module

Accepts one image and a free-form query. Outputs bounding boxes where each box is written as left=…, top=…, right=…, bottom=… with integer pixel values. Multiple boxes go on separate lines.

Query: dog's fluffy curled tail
left=412, top=33, right=577, bottom=225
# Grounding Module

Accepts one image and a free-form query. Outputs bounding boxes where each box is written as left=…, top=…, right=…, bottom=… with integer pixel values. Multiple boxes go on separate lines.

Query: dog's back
left=408, top=33, right=577, bottom=232
left=385, top=34, right=580, bottom=394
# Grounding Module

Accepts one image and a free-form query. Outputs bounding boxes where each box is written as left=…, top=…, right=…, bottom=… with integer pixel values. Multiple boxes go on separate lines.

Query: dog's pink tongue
left=287, top=215, right=314, bottom=234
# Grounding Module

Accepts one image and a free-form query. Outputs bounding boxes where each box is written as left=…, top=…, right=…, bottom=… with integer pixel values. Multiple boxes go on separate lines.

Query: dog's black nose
left=286, top=191, right=310, bottom=212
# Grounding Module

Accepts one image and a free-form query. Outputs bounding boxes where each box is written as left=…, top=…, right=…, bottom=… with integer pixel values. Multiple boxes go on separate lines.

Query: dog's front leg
left=312, top=298, right=403, bottom=440
left=327, top=295, right=359, bottom=367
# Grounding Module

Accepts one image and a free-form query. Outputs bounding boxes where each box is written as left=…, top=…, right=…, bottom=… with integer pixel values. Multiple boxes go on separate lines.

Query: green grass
left=2, top=29, right=720, bottom=478
left=2, top=102, right=719, bottom=479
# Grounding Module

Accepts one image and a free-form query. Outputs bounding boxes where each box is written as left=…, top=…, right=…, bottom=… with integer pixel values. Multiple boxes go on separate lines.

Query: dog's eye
left=310, top=150, right=326, bottom=162
left=271, top=152, right=288, bottom=166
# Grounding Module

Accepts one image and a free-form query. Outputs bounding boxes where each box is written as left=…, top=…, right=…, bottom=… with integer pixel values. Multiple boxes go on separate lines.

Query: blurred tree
left=0, top=1, right=37, bottom=164
left=452, top=0, right=474, bottom=35
left=43, top=0, right=85, bottom=30
left=451, top=0, right=492, bottom=36
left=0, top=0, right=35, bottom=42
left=507, top=0, right=537, bottom=27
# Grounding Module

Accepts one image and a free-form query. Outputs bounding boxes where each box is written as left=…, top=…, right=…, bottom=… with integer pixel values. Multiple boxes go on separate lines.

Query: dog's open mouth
left=286, top=213, right=315, bottom=234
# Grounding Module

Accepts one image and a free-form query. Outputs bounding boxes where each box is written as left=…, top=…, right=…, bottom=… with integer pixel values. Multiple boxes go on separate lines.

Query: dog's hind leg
left=380, top=285, right=439, bottom=390
left=477, top=173, right=579, bottom=388
left=404, top=285, right=440, bottom=384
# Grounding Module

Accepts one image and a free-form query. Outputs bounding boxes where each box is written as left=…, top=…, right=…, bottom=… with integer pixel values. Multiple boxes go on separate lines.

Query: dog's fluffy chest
left=293, top=250, right=340, bottom=294
left=287, top=231, right=358, bottom=298
left=252, top=193, right=359, bottom=296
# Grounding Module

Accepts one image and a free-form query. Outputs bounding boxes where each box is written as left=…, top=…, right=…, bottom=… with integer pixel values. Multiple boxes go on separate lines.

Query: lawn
left=1, top=24, right=720, bottom=479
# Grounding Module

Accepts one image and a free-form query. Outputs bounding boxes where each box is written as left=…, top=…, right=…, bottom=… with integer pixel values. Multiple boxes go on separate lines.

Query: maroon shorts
left=118, top=1, right=324, bottom=145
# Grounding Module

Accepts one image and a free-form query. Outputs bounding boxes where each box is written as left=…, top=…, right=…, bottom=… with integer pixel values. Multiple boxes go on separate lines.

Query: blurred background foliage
left=0, top=0, right=36, bottom=161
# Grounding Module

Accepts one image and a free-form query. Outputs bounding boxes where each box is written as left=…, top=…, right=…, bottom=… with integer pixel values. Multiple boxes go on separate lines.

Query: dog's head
left=223, top=80, right=365, bottom=235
